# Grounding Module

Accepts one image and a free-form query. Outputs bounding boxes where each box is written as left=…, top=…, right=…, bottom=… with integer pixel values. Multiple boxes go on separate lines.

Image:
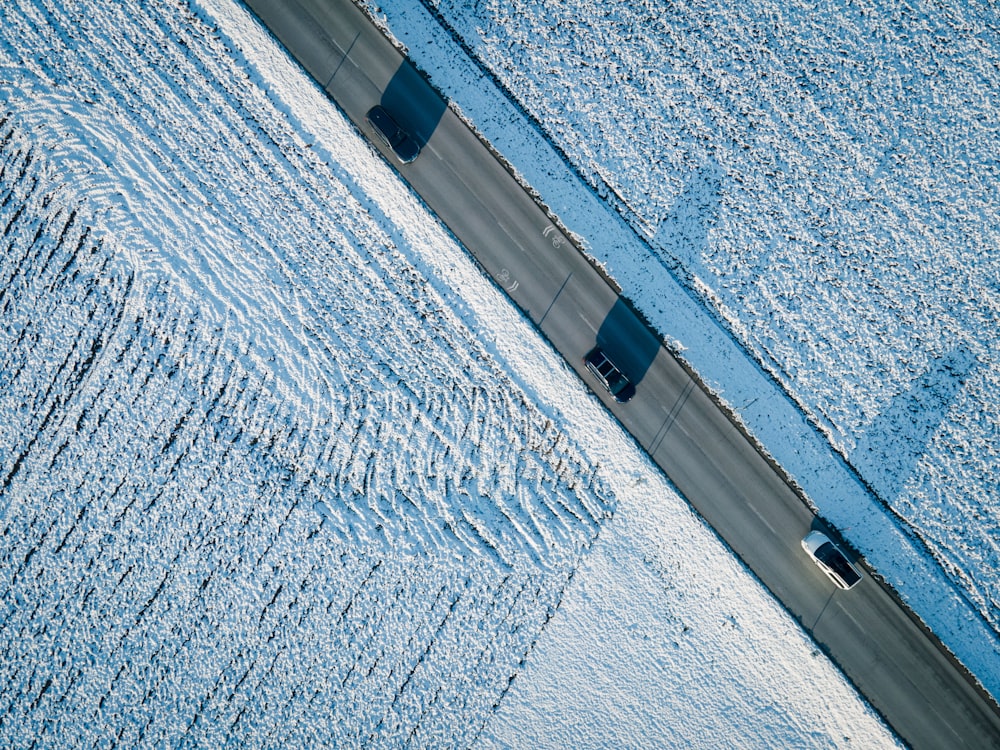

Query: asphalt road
left=240, top=0, right=1000, bottom=746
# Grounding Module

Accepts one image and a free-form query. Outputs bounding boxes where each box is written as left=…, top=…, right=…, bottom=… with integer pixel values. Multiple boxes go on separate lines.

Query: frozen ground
left=0, top=0, right=900, bottom=747
left=364, top=0, right=1000, bottom=701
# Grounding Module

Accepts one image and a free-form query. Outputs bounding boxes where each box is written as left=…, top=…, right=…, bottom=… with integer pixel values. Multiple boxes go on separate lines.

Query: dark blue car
left=365, top=105, right=420, bottom=164
left=584, top=347, right=636, bottom=403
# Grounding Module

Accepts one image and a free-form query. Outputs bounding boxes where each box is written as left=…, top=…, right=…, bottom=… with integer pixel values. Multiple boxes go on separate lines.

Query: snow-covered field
left=364, top=0, right=1000, bottom=701
left=0, top=0, right=904, bottom=747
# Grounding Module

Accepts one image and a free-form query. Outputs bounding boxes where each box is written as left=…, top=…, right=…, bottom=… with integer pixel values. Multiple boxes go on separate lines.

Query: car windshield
left=606, top=372, right=628, bottom=394
left=816, top=542, right=862, bottom=586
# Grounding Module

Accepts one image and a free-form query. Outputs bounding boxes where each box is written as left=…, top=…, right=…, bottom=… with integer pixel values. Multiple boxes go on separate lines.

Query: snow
left=479, top=471, right=893, bottom=750
left=363, top=0, right=1000, bottom=704
left=0, top=0, right=912, bottom=746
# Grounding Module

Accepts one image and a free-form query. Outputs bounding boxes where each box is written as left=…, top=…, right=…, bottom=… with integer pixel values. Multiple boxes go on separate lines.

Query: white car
left=801, top=530, right=862, bottom=590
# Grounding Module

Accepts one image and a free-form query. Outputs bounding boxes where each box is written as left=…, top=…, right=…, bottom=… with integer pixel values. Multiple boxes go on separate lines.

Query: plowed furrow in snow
left=0, top=0, right=619, bottom=746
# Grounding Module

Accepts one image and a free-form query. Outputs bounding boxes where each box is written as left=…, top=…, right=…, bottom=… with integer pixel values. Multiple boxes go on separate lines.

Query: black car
left=365, top=105, right=420, bottom=164
left=584, top=347, right=636, bottom=403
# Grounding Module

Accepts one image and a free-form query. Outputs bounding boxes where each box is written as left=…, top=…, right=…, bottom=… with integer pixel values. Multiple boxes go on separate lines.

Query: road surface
left=240, top=0, right=1000, bottom=746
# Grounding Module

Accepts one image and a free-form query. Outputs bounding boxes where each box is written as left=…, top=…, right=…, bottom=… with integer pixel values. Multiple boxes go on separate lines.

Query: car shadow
left=380, top=59, right=447, bottom=149
left=595, top=298, right=661, bottom=386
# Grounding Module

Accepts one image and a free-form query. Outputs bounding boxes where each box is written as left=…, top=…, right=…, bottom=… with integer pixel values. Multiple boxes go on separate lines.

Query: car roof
left=802, top=531, right=861, bottom=588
